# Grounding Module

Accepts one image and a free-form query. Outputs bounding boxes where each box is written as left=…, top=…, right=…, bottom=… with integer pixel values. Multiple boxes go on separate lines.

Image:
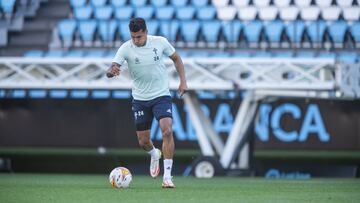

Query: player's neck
left=135, top=37, right=148, bottom=48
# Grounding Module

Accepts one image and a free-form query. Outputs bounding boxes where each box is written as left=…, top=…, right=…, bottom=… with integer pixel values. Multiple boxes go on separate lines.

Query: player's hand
left=106, top=64, right=120, bottom=78
left=178, top=81, right=188, bottom=97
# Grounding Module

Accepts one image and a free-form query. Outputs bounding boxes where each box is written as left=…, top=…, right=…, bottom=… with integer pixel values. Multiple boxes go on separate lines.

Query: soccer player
left=106, top=18, right=187, bottom=188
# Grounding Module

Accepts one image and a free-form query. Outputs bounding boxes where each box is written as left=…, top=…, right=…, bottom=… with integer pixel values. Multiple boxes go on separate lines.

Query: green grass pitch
left=0, top=173, right=360, bottom=203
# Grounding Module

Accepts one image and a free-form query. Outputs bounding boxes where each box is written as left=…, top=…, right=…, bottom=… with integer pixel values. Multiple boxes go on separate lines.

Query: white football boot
left=150, top=149, right=161, bottom=178
left=162, top=176, right=176, bottom=188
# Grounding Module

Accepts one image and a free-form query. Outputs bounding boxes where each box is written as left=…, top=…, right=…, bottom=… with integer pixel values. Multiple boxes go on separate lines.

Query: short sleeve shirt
left=112, top=35, right=176, bottom=101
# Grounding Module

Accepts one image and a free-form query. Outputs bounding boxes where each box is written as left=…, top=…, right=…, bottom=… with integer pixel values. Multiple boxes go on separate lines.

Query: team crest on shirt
left=135, top=57, right=140, bottom=64
left=153, top=48, right=159, bottom=61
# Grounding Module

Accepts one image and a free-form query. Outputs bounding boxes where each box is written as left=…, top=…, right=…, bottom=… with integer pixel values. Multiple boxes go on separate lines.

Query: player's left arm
left=169, top=52, right=188, bottom=97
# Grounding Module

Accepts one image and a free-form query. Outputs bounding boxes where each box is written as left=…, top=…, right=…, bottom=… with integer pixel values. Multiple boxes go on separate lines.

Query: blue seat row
left=70, top=0, right=360, bottom=8
left=72, top=5, right=217, bottom=20
left=56, top=19, right=234, bottom=44
left=24, top=49, right=116, bottom=58
left=179, top=51, right=359, bottom=63
left=57, top=19, right=360, bottom=45
left=70, top=0, right=209, bottom=8
left=0, top=89, right=132, bottom=99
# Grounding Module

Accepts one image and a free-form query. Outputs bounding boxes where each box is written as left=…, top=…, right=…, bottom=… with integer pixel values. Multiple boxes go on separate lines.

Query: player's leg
left=136, top=130, right=153, bottom=151
left=159, top=117, right=174, bottom=160
left=159, top=117, right=176, bottom=188
left=152, top=96, right=176, bottom=188
left=132, top=99, right=161, bottom=178
left=136, top=130, right=161, bottom=177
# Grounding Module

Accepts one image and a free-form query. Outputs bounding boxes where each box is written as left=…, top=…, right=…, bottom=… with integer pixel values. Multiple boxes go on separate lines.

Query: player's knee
left=161, top=126, right=172, bottom=138
left=138, top=138, right=151, bottom=148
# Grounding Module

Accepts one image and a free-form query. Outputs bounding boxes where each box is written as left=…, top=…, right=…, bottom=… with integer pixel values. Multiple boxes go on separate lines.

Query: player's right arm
left=107, top=43, right=127, bottom=78
left=106, top=62, right=121, bottom=78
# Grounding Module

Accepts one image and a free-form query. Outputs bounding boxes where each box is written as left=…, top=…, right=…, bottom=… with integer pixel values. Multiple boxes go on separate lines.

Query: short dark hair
left=129, top=18, right=147, bottom=32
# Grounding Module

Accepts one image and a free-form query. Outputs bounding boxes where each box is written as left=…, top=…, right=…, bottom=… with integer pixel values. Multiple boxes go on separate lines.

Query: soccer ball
left=109, top=167, right=132, bottom=188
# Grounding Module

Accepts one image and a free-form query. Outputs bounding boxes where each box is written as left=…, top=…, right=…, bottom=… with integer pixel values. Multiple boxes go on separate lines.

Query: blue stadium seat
left=264, top=21, right=284, bottom=43
left=156, top=6, right=174, bottom=20
left=190, top=0, right=208, bottom=7
left=45, top=50, right=64, bottom=58
left=70, top=0, right=87, bottom=8
left=135, top=6, right=154, bottom=19
left=99, top=20, right=118, bottom=41
left=114, top=6, right=134, bottom=20
left=159, top=21, right=171, bottom=39
left=159, top=20, right=180, bottom=41
left=244, top=21, right=263, bottom=43
left=285, top=20, right=305, bottom=43
left=49, top=90, right=68, bottom=98
left=90, top=0, right=107, bottom=7
left=111, top=0, right=127, bottom=7
left=146, top=20, right=159, bottom=35
left=65, top=50, right=85, bottom=58
left=150, top=0, right=167, bottom=6
left=350, top=21, right=360, bottom=43
left=119, top=21, right=131, bottom=41
left=74, top=6, right=93, bottom=20
left=176, top=6, right=196, bottom=20
left=170, top=0, right=188, bottom=7
left=94, top=6, right=113, bottom=20
left=0, top=0, right=16, bottom=13
left=197, top=6, right=216, bottom=20
left=307, top=20, right=326, bottom=43
left=181, top=21, right=201, bottom=42
left=328, top=21, right=348, bottom=44
left=222, top=21, right=242, bottom=43
left=58, top=19, right=77, bottom=44
left=337, top=52, right=358, bottom=63
left=24, top=50, right=44, bottom=58
left=78, top=20, right=98, bottom=42
left=28, top=90, right=46, bottom=98
left=130, top=0, right=148, bottom=7
left=201, top=20, right=221, bottom=42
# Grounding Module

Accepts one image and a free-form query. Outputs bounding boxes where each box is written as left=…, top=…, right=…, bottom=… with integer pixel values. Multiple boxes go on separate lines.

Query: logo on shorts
left=134, top=110, right=144, bottom=119
left=166, top=109, right=172, bottom=113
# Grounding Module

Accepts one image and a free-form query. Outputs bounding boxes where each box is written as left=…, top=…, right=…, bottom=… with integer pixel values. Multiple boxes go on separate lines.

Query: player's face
left=131, top=29, right=147, bottom=47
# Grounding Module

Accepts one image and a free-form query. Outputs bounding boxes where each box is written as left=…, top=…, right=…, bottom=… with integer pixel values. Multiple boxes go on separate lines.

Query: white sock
left=147, top=147, right=158, bottom=158
left=163, top=159, right=173, bottom=179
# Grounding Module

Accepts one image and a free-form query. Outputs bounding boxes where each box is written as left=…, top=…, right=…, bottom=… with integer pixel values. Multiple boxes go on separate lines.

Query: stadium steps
left=0, top=0, right=71, bottom=56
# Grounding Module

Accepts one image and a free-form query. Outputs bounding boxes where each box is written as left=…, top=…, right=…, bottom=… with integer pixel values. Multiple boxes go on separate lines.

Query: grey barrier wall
left=0, top=97, right=359, bottom=150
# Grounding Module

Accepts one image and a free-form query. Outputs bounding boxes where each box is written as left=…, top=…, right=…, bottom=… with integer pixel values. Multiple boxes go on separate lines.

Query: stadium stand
left=286, top=20, right=305, bottom=44
left=274, top=0, right=291, bottom=7
left=155, top=6, right=174, bottom=20
left=0, top=0, right=358, bottom=63
left=217, top=7, right=237, bottom=21
left=0, top=0, right=68, bottom=55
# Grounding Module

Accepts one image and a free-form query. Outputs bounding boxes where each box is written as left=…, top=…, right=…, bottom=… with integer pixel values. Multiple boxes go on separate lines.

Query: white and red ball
left=109, top=167, right=132, bottom=188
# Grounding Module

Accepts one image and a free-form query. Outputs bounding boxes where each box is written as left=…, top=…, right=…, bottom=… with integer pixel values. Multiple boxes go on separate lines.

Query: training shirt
left=112, top=35, right=176, bottom=101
